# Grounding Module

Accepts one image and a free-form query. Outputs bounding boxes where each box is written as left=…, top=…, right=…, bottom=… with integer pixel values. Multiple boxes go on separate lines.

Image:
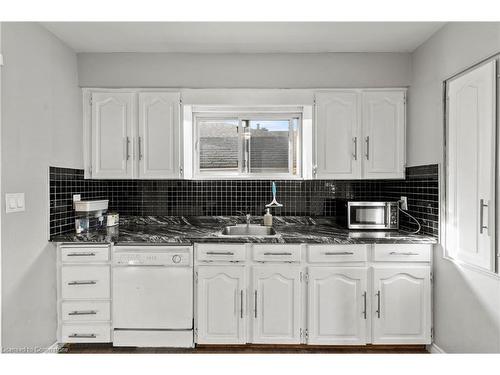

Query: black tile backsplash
left=49, top=164, right=439, bottom=238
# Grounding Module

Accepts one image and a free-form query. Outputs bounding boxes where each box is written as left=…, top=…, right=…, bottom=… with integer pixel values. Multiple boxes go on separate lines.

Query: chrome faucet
left=236, top=210, right=251, bottom=225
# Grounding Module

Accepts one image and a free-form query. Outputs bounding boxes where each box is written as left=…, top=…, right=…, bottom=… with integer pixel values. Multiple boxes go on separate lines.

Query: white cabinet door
left=138, top=92, right=181, bottom=179
left=372, top=267, right=431, bottom=344
left=362, top=90, right=406, bottom=179
left=307, top=267, right=368, bottom=345
left=252, top=266, right=301, bottom=344
left=315, top=92, right=361, bottom=179
left=196, top=266, right=246, bottom=344
left=447, top=61, right=496, bottom=271
left=91, top=92, right=135, bottom=178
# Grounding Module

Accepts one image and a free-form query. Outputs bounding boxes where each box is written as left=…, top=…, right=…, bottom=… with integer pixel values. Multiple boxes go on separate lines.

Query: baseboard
left=44, top=342, right=60, bottom=354
left=427, top=343, right=445, bottom=353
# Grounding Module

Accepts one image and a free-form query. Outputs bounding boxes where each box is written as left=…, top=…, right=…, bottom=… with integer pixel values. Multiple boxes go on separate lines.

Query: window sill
left=441, top=254, right=500, bottom=280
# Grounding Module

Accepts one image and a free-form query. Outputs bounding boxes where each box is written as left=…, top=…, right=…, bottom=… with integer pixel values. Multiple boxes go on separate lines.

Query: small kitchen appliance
left=74, top=199, right=109, bottom=233
left=337, top=200, right=399, bottom=230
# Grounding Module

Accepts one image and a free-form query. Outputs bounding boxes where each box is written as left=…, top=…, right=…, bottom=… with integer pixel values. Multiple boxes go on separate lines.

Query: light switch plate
left=5, top=193, right=25, bottom=213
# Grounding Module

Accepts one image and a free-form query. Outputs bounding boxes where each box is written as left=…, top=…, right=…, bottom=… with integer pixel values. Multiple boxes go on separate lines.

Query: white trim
left=43, top=342, right=61, bottom=354
left=0, top=21, right=3, bottom=351
left=427, top=343, right=446, bottom=354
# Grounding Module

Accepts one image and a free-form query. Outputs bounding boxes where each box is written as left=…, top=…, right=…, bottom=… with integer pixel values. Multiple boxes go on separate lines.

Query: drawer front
left=196, top=244, right=246, bottom=262
left=252, top=245, right=301, bottom=262
left=61, top=246, right=109, bottom=263
left=373, top=244, right=432, bottom=262
left=62, top=301, right=110, bottom=322
left=61, top=324, right=111, bottom=343
left=308, top=245, right=368, bottom=263
left=61, top=266, right=110, bottom=299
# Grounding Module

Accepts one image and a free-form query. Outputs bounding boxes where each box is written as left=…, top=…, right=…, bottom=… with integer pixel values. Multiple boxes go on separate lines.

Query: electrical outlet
left=400, top=196, right=408, bottom=210
left=73, top=194, right=81, bottom=202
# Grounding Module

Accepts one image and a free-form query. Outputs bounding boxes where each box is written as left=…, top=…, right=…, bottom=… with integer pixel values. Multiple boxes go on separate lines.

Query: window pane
left=198, top=119, right=239, bottom=172
left=249, top=120, right=292, bottom=174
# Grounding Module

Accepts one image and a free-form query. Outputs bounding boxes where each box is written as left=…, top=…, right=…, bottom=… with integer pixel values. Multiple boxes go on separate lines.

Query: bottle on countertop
left=263, top=208, right=273, bottom=227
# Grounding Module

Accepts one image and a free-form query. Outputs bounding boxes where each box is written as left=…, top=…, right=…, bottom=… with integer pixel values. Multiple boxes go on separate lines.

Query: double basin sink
left=220, top=224, right=277, bottom=237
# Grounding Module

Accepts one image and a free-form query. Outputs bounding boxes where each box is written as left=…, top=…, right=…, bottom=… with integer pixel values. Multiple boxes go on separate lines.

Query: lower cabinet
left=252, top=266, right=302, bottom=344
left=307, top=267, right=368, bottom=345
left=372, top=266, right=431, bottom=344
left=196, top=266, right=246, bottom=344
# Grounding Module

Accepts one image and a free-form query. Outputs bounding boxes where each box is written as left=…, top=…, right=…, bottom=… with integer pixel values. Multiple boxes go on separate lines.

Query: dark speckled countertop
left=50, top=216, right=438, bottom=245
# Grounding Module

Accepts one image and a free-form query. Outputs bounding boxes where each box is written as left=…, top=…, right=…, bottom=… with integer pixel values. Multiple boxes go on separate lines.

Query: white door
left=91, top=92, right=135, bottom=178
left=307, top=267, right=368, bottom=345
left=196, top=266, right=246, bottom=344
left=362, top=90, right=406, bottom=179
left=447, top=61, right=496, bottom=271
left=315, top=92, right=361, bottom=179
left=252, top=266, right=301, bottom=344
left=372, top=267, right=431, bottom=344
left=138, top=92, right=181, bottom=179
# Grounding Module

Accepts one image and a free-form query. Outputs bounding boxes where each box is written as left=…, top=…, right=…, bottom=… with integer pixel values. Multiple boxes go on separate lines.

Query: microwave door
left=349, top=205, right=387, bottom=229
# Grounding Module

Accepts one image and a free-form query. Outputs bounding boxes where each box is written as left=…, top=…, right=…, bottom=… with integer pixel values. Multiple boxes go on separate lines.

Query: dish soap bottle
left=263, top=208, right=273, bottom=227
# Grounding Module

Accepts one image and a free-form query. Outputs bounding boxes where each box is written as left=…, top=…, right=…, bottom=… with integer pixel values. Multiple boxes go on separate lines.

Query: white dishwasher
left=112, top=245, right=193, bottom=347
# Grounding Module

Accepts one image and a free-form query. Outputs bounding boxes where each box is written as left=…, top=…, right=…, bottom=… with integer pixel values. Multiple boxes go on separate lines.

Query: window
left=194, top=111, right=302, bottom=178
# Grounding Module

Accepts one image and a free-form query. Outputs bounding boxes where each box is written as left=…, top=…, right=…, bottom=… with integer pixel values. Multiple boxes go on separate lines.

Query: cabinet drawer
left=308, top=245, right=368, bottom=263
left=252, top=245, right=301, bottom=262
left=61, top=301, right=110, bottom=322
left=61, top=246, right=109, bottom=263
left=196, top=244, right=246, bottom=262
left=373, top=244, right=432, bottom=262
left=61, top=324, right=111, bottom=343
left=61, top=266, right=110, bottom=299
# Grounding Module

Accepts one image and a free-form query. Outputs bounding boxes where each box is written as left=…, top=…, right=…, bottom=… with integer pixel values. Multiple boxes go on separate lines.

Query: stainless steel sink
left=221, top=225, right=277, bottom=236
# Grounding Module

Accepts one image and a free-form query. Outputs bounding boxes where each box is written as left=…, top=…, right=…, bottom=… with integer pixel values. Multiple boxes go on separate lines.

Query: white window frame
left=192, top=109, right=303, bottom=180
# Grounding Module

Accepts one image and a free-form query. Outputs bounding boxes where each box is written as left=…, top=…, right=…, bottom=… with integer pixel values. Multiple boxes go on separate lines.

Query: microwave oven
left=336, top=200, right=400, bottom=230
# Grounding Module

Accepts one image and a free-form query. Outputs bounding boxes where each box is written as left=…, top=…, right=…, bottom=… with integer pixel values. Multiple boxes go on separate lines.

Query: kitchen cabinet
left=85, top=90, right=181, bottom=179
left=372, top=266, right=431, bottom=344
left=314, top=89, right=406, bottom=179
left=307, top=267, right=368, bottom=345
left=252, top=265, right=302, bottom=344
left=196, top=266, right=246, bottom=344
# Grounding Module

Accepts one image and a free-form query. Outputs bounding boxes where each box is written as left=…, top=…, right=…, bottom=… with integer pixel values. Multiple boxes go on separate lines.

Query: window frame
left=193, top=110, right=303, bottom=180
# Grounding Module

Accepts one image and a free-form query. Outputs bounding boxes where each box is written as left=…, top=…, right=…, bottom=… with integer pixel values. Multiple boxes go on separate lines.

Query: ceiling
left=42, top=22, right=444, bottom=54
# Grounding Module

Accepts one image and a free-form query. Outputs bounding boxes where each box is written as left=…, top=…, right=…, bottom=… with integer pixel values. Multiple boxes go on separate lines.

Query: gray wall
left=77, top=52, right=411, bottom=88
left=1, top=22, right=82, bottom=349
left=410, top=22, right=500, bottom=353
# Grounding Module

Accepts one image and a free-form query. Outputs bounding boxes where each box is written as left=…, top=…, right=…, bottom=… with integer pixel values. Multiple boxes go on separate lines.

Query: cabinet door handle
left=263, top=252, right=292, bottom=256
left=138, top=136, right=143, bottom=160
left=389, top=251, right=419, bottom=256
left=67, top=252, right=96, bottom=257
left=480, top=199, right=489, bottom=234
left=206, top=251, right=234, bottom=256
left=68, top=310, right=97, bottom=316
left=68, top=280, right=97, bottom=286
left=365, top=136, right=370, bottom=160
left=375, top=290, right=381, bottom=318
left=362, top=291, right=367, bottom=320
left=352, top=137, right=358, bottom=160
left=125, top=137, right=131, bottom=160
left=69, top=333, right=96, bottom=338
left=324, top=251, right=354, bottom=256
left=254, top=290, right=258, bottom=318
left=240, top=290, right=244, bottom=319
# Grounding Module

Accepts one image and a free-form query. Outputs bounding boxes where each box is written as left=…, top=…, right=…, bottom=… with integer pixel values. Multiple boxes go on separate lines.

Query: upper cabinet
left=314, top=89, right=406, bottom=180
left=85, top=90, right=181, bottom=179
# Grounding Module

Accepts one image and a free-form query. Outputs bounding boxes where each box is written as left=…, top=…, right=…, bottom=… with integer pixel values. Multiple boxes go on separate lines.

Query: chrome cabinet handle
left=254, top=290, right=258, bottom=318
left=240, top=290, right=244, bottom=319
left=389, top=251, right=419, bottom=256
left=69, top=333, right=96, bottom=338
left=263, top=252, right=292, bottom=256
left=67, top=252, right=96, bottom=257
left=138, top=136, right=143, bottom=160
left=352, top=137, right=358, bottom=160
left=125, top=137, right=130, bottom=160
left=324, top=251, right=354, bottom=256
left=362, top=291, right=367, bottom=320
left=480, top=199, right=489, bottom=234
left=206, top=251, right=234, bottom=255
left=68, top=310, right=97, bottom=316
left=375, top=291, right=381, bottom=318
left=68, top=280, right=97, bottom=286
left=365, top=136, right=370, bottom=160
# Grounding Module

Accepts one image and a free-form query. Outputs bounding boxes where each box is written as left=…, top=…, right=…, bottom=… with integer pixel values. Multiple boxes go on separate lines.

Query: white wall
left=1, top=22, right=82, bottom=349
left=410, top=22, right=500, bottom=353
left=77, top=52, right=411, bottom=88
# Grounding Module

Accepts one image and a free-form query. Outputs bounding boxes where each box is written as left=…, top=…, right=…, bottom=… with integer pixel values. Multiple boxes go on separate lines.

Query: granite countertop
left=50, top=216, right=438, bottom=245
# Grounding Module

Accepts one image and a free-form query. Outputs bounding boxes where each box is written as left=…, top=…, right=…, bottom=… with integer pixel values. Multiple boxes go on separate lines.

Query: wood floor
left=60, top=343, right=428, bottom=354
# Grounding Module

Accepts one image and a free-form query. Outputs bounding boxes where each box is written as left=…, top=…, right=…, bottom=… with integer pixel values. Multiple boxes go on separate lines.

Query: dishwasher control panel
left=113, top=246, right=192, bottom=266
